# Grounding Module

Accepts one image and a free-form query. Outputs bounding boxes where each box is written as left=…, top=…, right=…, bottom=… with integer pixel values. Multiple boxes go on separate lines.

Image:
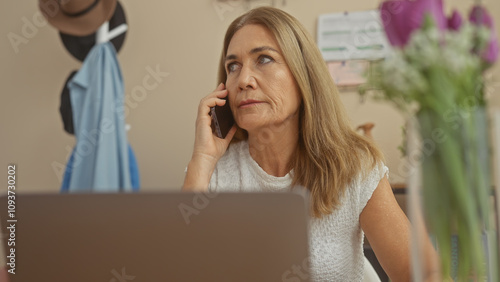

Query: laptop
left=0, top=192, right=310, bottom=282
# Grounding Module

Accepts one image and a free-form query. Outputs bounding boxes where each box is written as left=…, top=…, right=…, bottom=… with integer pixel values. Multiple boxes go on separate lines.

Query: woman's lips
left=238, top=99, right=262, bottom=108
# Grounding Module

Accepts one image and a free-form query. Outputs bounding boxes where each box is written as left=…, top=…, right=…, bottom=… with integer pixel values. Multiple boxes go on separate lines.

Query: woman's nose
left=237, top=65, right=257, bottom=91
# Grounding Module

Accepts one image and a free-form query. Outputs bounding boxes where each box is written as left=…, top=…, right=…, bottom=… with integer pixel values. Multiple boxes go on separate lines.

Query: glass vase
left=406, top=107, right=499, bottom=281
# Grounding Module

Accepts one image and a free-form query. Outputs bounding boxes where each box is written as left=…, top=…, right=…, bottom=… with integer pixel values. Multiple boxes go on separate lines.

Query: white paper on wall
left=317, top=10, right=393, bottom=61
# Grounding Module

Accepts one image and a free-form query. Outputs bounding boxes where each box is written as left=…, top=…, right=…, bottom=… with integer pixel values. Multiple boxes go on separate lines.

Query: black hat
left=59, top=70, right=78, bottom=135
left=59, top=1, right=127, bottom=62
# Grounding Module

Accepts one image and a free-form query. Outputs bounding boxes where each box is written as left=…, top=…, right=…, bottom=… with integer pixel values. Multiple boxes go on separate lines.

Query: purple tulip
left=380, top=0, right=447, bottom=47
left=447, top=10, right=463, bottom=31
left=469, top=5, right=499, bottom=64
left=482, top=37, right=500, bottom=64
left=469, top=5, right=494, bottom=28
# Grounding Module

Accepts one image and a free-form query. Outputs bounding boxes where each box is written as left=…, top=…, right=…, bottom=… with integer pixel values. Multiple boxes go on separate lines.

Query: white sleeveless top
left=208, top=140, right=388, bottom=281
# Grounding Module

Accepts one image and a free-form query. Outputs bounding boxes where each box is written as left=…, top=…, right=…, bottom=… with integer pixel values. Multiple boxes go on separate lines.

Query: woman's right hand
left=182, top=83, right=237, bottom=191
left=193, top=83, right=236, bottom=163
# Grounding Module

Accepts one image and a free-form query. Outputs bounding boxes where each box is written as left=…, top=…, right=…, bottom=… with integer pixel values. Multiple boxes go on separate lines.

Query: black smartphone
left=210, top=98, right=235, bottom=139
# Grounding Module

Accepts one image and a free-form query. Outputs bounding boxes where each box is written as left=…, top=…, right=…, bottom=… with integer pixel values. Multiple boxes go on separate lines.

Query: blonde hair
left=218, top=7, right=384, bottom=217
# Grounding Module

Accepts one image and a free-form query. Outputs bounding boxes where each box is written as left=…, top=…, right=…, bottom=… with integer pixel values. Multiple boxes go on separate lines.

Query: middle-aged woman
left=183, top=6, right=439, bottom=282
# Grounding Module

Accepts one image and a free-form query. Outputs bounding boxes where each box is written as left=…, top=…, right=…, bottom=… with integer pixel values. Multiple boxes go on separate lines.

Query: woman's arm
left=360, top=176, right=441, bottom=282
left=183, top=155, right=219, bottom=192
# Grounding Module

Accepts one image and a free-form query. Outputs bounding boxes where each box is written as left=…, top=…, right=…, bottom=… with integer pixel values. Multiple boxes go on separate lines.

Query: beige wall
left=1, top=0, right=499, bottom=193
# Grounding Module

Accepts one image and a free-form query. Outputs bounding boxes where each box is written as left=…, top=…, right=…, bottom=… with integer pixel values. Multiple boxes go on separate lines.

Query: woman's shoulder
left=350, top=144, right=387, bottom=185
left=352, top=160, right=389, bottom=214
left=360, top=159, right=388, bottom=182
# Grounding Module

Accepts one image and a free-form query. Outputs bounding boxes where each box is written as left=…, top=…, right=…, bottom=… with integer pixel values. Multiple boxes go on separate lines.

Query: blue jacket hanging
left=61, top=144, right=140, bottom=192
left=66, top=42, right=132, bottom=191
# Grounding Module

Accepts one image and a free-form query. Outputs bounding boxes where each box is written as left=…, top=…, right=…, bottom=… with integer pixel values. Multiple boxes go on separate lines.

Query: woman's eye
left=258, top=55, right=273, bottom=64
left=227, top=63, right=239, bottom=73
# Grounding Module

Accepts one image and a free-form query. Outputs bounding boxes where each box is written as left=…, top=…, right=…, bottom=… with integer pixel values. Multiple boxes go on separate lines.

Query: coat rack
left=96, top=21, right=128, bottom=44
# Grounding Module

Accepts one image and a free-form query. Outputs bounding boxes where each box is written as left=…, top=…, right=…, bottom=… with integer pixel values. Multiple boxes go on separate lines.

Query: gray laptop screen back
left=0, top=192, right=310, bottom=282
